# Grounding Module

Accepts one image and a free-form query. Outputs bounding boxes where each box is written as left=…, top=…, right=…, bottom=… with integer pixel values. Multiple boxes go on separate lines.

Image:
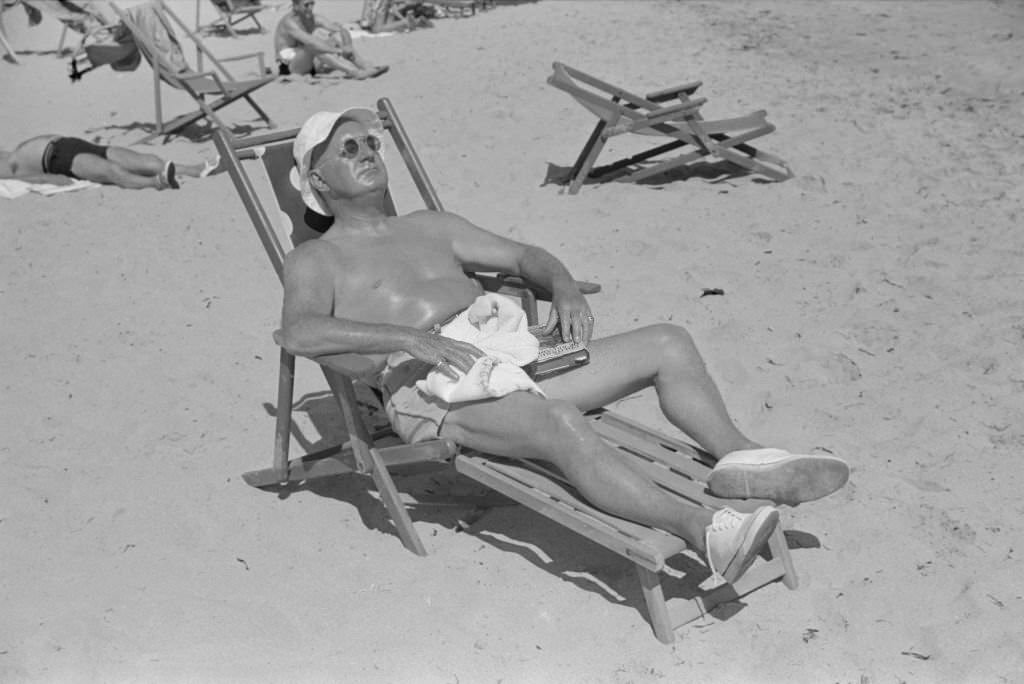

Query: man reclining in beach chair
left=276, top=108, right=851, bottom=587
left=0, top=133, right=216, bottom=189
left=274, top=0, right=388, bottom=79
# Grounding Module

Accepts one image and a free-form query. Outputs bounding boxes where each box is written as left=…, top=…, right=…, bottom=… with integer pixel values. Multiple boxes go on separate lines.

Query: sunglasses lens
left=366, top=135, right=381, bottom=151
left=342, top=138, right=360, bottom=157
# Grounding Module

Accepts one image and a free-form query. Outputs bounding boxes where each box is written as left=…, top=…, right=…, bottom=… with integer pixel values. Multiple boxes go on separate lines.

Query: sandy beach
left=2, top=0, right=1023, bottom=681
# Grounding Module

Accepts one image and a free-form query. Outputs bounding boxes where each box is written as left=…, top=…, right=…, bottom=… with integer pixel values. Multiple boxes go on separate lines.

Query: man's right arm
left=275, top=246, right=414, bottom=357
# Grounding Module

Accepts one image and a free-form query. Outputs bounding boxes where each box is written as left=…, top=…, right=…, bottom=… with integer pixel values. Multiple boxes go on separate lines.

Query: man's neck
left=323, top=200, right=393, bottom=237
left=324, top=189, right=391, bottom=221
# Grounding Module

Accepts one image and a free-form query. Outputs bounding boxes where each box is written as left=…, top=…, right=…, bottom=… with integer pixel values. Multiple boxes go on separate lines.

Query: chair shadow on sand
left=256, top=390, right=820, bottom=621
left=542, top=159, right=777, bottom=191
left=85, top=119, right=260, bottom=143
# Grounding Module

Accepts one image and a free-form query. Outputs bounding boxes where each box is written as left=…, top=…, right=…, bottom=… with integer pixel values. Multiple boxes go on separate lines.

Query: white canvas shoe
left=705, top=505, right=779, bottom=585
left=708, top=448, right=850, bottom=505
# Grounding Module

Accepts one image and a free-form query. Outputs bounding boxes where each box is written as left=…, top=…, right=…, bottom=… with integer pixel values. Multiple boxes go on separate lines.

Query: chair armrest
left=607, top=99, right=707, bottom=137
left=645, top=80, right=703, bottom=102
left=219, top=51, right=267, bottom=74
left=314, top=351, right=381, bottom=380
left=179, top=69, right=223, bottom=90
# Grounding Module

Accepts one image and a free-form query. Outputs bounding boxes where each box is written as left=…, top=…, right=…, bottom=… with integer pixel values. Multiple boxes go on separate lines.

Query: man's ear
left=309, top=169, right=328, bottom=192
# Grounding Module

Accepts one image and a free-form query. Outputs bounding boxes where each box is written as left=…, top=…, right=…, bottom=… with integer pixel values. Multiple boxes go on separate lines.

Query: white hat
left=289, top=107, right=382, bottom=216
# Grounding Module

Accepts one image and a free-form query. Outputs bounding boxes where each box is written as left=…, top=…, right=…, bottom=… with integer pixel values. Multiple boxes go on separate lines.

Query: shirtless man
left=277, top=109, right=850, bottom=585
left=274, top=0, right=388, bottom=79
left=0, top=134, right=216, bottom=190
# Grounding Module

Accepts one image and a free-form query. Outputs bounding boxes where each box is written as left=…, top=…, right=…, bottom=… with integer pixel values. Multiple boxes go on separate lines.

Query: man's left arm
left=442, top=212, right=594, bottom=344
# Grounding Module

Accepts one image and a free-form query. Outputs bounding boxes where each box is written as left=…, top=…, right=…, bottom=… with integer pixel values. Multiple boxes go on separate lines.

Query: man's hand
left=544, top=288, right=594, bottom=345
left=406, top=330, right=486, bottom=380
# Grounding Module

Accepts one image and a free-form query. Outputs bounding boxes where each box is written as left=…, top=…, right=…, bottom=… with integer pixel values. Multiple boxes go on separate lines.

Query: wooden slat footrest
left=455, top=451, right=689, bottom=572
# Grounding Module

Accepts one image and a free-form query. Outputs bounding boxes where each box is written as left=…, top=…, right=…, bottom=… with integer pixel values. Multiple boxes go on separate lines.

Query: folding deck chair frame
left=547, top=61, right=793, bottom=195
left=0, top=6, right=17, bottom=63
left=213, top=98, right=797, bottom=643
left=109, top=0, right=275, bottom=143
left=196, top=0, right=266, bottom=37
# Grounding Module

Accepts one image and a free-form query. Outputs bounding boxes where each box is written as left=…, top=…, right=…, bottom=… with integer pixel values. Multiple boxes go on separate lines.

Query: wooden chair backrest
left=109, top=0, right=238, bottom=86
left=212, top=98, right=435, bottom=280
left=548, top=61, right=663, bottom=121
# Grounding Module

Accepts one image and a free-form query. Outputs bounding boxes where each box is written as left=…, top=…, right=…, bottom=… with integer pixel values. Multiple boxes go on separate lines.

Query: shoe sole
left=721, top=507, right=779, bottom=585
left=708, top=454, right=849, bottom=505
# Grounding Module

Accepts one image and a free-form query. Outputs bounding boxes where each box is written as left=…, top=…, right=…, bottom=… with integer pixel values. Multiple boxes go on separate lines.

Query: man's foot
left=199, top=156, right=221, bottom=178
left=369, top=64, right=389, bottom=78
left=708, top=448, right=850, bottom=505
left=158, top=161, right=179, bottom=190
left=705, top=506, right=779, bottom=585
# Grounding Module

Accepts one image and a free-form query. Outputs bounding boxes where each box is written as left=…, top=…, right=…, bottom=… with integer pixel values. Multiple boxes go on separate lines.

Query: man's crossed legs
left=280, top=28, right=388, bottom=79
left=438, top=323, right=849, bottom=583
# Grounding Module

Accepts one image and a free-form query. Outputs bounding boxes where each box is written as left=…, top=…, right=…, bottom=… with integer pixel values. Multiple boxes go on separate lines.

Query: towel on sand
left=0, top=178, right=100, bottom=199
left=416, top=293, right=545, bottom=403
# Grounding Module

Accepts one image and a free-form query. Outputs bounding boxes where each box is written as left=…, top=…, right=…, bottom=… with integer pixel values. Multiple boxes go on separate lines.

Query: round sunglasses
left=337, top=134, right=383, bottom=159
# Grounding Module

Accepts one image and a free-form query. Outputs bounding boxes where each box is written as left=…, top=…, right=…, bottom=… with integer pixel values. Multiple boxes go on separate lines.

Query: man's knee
left=646, top=323, right=704, bottom=366
left=540, top=399, right=591, bottom=441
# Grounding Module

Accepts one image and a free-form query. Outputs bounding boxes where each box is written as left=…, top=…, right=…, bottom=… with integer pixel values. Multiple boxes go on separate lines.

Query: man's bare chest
left=331, top=233, right=462, bottom=293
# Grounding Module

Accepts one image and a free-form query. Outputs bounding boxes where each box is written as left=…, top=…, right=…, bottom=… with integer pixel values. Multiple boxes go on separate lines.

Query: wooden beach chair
left=108, top=0, right=274, bottom=143
left=42, top=0, right=116, bottom=53
left=213, top=97, right=798, bottom=643
left=196, top=0, right=267, bottom=37
left=547, top=61, right=793, bottom=194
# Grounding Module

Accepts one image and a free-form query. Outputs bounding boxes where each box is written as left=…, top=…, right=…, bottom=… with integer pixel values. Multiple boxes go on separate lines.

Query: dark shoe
left=159, top=161, right=179, bottom=190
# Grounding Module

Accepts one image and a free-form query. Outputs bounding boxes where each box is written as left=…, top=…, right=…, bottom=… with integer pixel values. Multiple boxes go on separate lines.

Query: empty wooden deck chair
left=547, top=61, right=793, bottom=195
left=213, top=97, right=797, bottom=643
left=196, top=0, right=267, bottom=37
left=108, top=0, right=274, bottom=143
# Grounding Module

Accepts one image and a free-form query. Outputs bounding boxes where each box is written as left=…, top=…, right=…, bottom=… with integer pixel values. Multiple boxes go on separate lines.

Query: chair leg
left=768, top=526, right=799, bottom=589
left=566, top=117, right=612, bottom=195
left=636, top=565, right=675, bottom=644
left=272, top=348, right=296, bottom=482
left=0, top=19, right=18, bottom=64
left=369, top=449, right=428, bottom=556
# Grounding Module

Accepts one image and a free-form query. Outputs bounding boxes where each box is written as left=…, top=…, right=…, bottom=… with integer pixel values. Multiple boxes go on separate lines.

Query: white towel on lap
left=416, top=294, right=545, bottom=403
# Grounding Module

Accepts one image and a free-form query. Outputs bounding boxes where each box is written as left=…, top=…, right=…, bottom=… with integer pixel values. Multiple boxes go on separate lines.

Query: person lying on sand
left=274, top=0, right=389, bottom=80
left=359, top=0, right=434, bottom=33
left=0, top=134, right=217, bottom=190
left=277, top=109, right=851, bottom=586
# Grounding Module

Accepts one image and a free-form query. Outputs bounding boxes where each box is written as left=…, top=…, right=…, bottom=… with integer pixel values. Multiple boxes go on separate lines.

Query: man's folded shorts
left=379, top=352, right=450, bottom=444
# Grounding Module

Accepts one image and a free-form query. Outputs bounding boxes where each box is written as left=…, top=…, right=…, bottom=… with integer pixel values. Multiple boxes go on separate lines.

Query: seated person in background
left=359, top=0, right=434, bottom=33
left=274, top=0, right=388, bottom=79
left=0, top=134, right=216, bottom=190
left=278, top=109, right=851, bottom=585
